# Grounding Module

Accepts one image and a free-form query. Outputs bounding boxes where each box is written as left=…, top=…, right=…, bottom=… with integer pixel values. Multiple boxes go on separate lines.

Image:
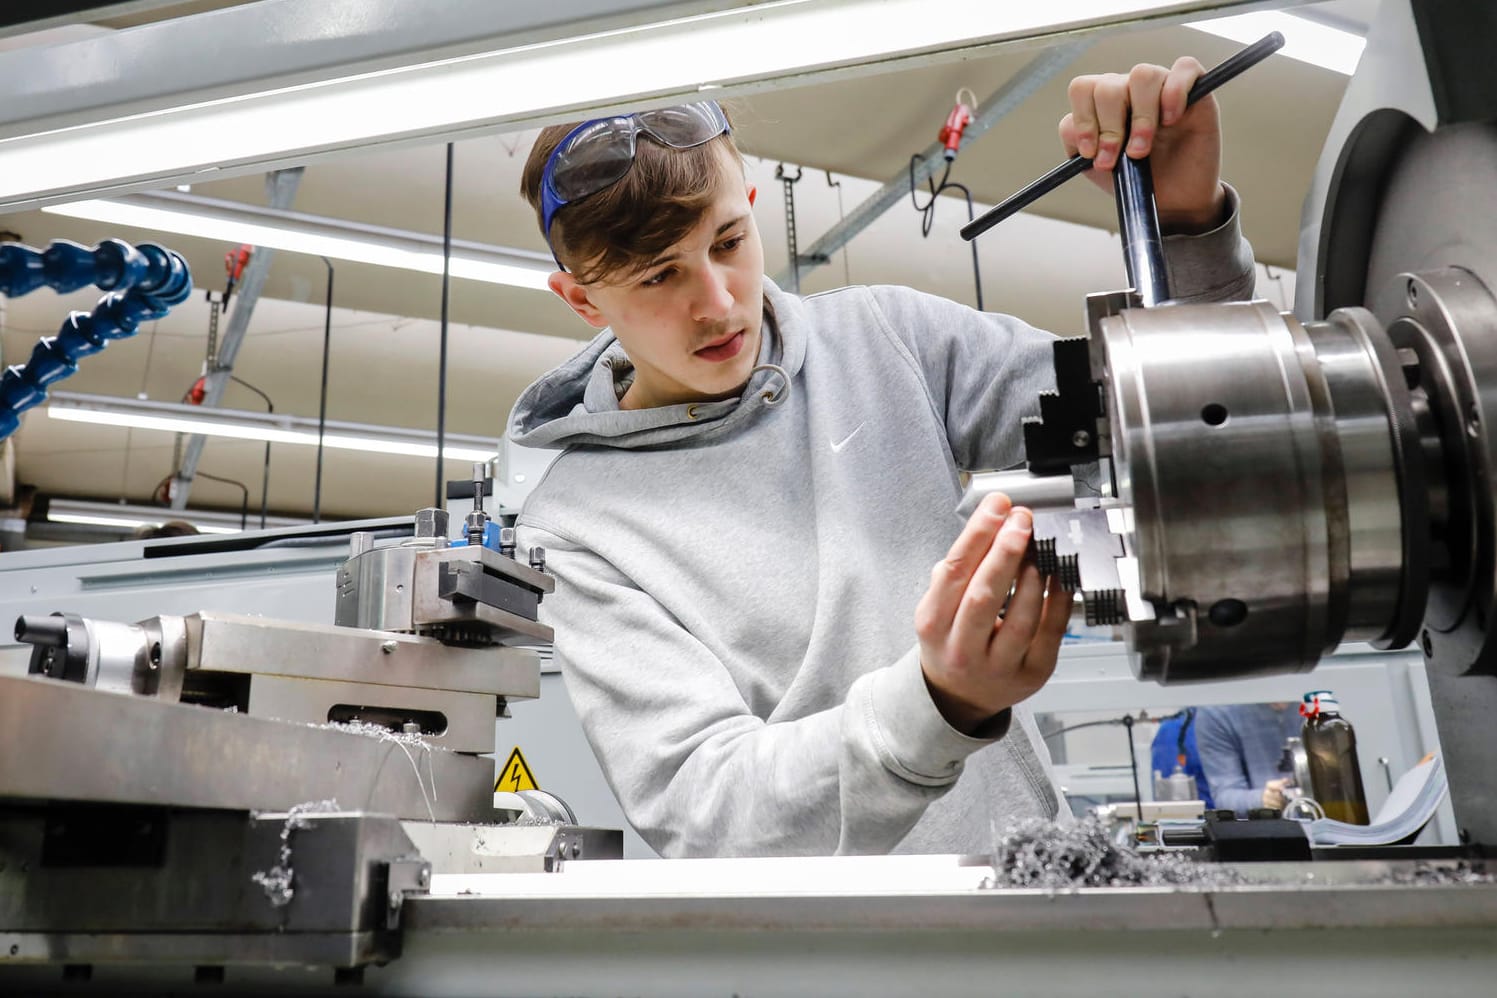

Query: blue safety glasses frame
left=539, top=100, right=731, bottom=265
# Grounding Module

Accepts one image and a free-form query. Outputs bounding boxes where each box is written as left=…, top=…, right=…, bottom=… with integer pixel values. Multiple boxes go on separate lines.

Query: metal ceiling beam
left=170, top=168, right=302, bottom=511
left=0, top=0, right=729, bottom=136
left=0, top=1, right=190, bottom=40
left=0, top=0, right=1315, bottom=211
left=774, top=39, right=1093, bottom=287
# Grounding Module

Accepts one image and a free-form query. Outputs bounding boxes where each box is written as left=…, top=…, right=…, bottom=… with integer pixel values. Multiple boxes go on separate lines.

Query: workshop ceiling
left=0, top=1, right=1376, bottom=528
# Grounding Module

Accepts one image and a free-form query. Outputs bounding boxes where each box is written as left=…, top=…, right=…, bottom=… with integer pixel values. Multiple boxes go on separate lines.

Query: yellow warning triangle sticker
left=495, top=746, right=539, bottom=792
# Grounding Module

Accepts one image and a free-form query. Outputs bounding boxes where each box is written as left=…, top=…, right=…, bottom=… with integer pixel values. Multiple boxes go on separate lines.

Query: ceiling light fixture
left=48, top=512, right=238, bottom=535
left=2, top=1, right=1301, bottom=207
left=44, top=499, right=308, bottom=536
left=1186, top=10, right=1365, bottom=75
left=45, top=391, right=499, bottom=464
left=42, top=191, right=555, bottom=290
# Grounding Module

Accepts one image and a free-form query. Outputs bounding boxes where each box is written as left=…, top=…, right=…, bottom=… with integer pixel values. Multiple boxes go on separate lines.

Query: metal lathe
left=4, top=1, right=1497, bottom=995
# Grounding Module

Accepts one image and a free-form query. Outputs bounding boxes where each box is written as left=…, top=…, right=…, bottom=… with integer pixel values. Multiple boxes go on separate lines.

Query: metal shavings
left=1386, top=861, right=1495, bottom=886
left=322, top=719, right=440, bottom=822
left=985, top=816, right=1248, bottom=890
left=508, top=815, right=565, bottom=827
left=251, top=798, right=340, bottom=907
left=985, top=818, right=1497, bottom=891
left=324, top=718, right=428, bottom=748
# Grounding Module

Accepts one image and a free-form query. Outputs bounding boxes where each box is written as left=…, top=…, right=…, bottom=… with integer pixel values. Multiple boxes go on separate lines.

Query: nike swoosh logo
left=830, top=422, right=865, bottom=454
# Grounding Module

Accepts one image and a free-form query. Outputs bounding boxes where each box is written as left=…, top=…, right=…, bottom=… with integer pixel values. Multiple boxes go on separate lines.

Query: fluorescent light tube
left=45, top=499, right=309, bottom=535
left=1187, top=11, right=1365, bottom=75
left=49, top=512, right=241, bottom=535
left=46, top=392, right=498, bottom=464
left=0, top=1, right=1289, bottom=207
left=42, top=192, right=555, bottom=291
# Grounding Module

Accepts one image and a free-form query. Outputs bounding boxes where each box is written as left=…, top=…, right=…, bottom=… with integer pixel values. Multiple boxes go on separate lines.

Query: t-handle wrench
left=960, top=31, right=1284, bottom=304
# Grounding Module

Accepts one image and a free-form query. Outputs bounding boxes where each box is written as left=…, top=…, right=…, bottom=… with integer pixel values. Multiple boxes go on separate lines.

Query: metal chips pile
left=1387, top=862, right=1495, bottom=886
left=987, top=816, right=1246, bottom=890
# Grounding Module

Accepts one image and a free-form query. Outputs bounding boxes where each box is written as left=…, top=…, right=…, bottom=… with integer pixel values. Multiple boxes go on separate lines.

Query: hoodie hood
left=508, top=277, right=805, bottom=451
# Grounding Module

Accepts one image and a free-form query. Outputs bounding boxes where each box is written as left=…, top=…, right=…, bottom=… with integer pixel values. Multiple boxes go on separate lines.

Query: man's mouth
left=694, top=329, right=746, bottom=363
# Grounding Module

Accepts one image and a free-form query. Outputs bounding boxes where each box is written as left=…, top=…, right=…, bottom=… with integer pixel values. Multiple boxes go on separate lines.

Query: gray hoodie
left=509, top=202, right=1255, bottom=857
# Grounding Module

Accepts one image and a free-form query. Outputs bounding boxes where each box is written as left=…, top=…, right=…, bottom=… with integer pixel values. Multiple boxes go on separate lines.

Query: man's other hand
left=1058, top=57, right=1226, bottom=234
left=1262, top=777, right=1292, bottom=811
left=914, top=492, right=1072, bottom=735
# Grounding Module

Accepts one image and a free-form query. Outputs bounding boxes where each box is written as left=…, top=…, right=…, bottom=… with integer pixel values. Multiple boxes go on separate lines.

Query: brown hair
left=520, top=112, right=743, bottom=286
left=134, top=519, right=200, bottom=539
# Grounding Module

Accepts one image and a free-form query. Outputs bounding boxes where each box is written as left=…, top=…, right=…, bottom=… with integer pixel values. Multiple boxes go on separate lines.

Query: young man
left=508, top=60, right=1256, bottom=857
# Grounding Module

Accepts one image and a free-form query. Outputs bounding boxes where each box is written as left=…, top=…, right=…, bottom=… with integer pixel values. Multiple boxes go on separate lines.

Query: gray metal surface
left=0, top=808, right=429, bottom=977
left=3, top=923, right=1492, bottom=997
left=1113, top=154, right=1171, bottom=306
left=1296, top=0, right=1497, bottom=319
left=365, top=924, right=1497, bottom=998
left=187, top=611, right=540, bottom=698
left=15, top=607, right=540, bottom=753
left=1099, top=301, right=1357, bottom=678
left=1382, top=271, right=1497, bottom=670
left=0, top=809, right=421, bottom=935
left=959, top=468, right=1080, bottom=517
left=336, top=541, right=554, bottom=646
left=1380, top=270, right=1497, bottom=845
left=0, top=674, right=496, bottom=823
left=1078, top=273, right=1464, bottom=679
left=337, top=543, right=421, bottom=633
left=406, top=875, right=1497, bottom=936
left=401, top=822, right=624, bottom=874
left=247, top=675, right=501, bottom=754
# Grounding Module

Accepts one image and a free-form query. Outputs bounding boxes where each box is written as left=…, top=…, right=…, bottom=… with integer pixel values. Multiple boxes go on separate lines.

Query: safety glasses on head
left=540, top=100, right=731, bottom=264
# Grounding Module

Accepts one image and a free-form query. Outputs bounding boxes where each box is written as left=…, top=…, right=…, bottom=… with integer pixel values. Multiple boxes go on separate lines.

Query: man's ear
left=747, top=184, right=757, bottom=207
left=548, top=271, right=609, bottom=329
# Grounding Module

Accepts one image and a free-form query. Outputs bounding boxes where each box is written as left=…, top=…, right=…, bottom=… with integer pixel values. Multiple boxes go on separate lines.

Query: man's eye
left=718, top=236, right=744, bottom=253
left=640, top=268, right=673, bottom=287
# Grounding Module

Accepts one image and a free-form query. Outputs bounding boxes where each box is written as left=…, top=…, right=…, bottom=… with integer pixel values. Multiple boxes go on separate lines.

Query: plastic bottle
left=1299, top=690, right=1370, bottom=825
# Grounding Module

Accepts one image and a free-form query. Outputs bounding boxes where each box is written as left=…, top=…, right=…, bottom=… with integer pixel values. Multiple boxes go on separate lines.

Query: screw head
left=1071, top=430, right=1091, bottom=449
left=413, top=507, right=449, bottom=539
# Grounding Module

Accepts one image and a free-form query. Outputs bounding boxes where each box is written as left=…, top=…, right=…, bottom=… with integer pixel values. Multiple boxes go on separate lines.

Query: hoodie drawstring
left=752, top=363, right=791, bottom=407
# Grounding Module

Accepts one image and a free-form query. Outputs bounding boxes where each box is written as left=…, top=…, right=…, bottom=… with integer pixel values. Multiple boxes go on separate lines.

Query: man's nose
left=691, top=265, right=734, bottom=321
